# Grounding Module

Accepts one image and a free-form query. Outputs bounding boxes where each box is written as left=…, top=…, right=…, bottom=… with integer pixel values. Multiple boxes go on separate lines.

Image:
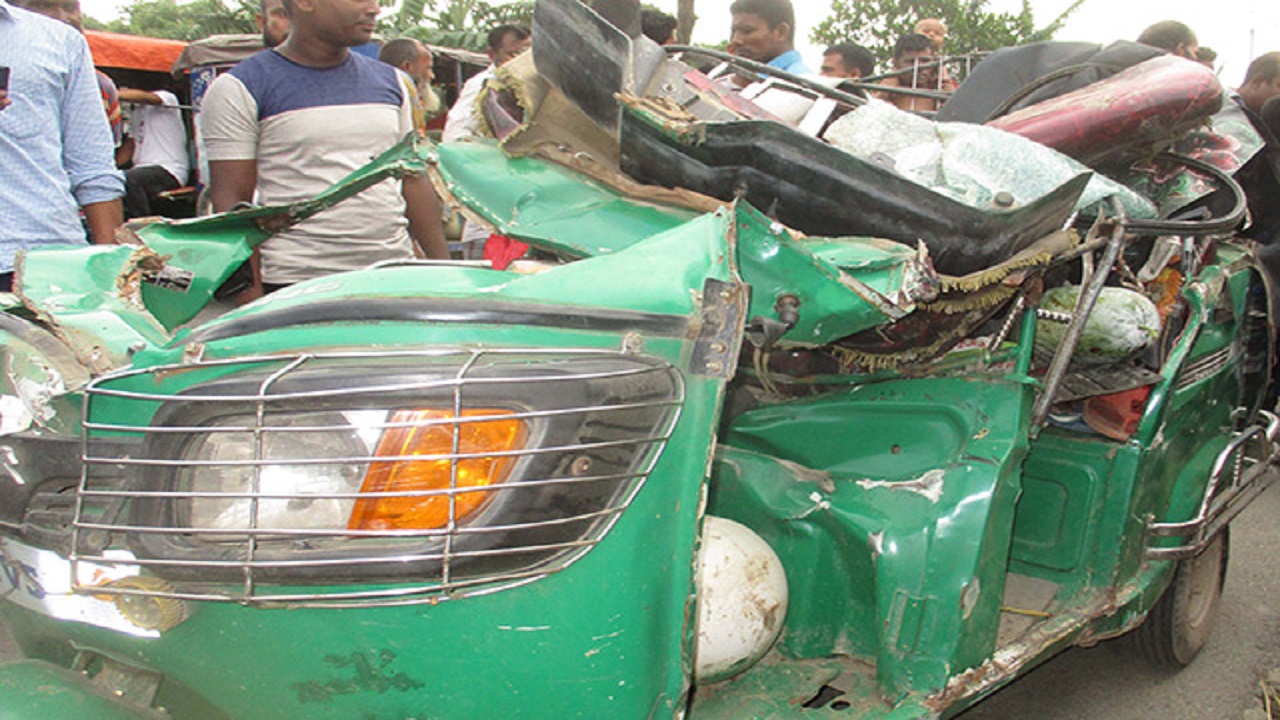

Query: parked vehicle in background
left=0, top=1, right=1277, bottom=718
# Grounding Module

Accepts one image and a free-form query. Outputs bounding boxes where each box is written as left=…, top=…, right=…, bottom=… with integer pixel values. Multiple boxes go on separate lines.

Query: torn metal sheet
left=856, top=469, right=947, bottom=504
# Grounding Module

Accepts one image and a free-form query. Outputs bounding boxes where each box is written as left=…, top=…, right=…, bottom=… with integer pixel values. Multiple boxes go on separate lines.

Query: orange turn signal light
left=348, top=408, right=527, bottom=531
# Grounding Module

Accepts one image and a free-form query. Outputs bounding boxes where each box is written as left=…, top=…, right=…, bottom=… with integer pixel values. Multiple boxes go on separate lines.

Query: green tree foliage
left=812, top=0, right=1086, bottom=67
left=98, top=0, right=255, bottom=40
left=389, top=0, right=534, bottom=50
left=91, top=0, right=532, bottom=49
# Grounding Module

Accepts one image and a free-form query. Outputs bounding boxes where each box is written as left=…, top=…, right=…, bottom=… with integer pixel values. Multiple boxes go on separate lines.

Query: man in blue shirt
left=729, top=0, right=811, bottom=75
left=0, top=0, right=124, bottom=290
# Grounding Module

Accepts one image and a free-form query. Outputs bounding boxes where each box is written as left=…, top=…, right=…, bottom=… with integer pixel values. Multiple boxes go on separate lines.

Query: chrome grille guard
left=1146, top=409, right=1279, bottom=560
left=72, top=348, right=684, bottom=608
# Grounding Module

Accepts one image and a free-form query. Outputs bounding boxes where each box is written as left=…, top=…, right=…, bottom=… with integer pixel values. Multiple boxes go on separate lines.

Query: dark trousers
left=124, top=165, right=181, bottom=219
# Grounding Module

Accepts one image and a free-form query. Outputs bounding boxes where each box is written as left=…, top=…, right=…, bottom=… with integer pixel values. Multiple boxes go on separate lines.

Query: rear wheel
left=1133, top=528, right=1229, bottom=668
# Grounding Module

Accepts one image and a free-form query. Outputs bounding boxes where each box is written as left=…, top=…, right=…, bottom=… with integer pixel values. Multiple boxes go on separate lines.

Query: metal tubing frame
left=1146, top=410, right=1280, bottom=560
left=1030, top=213, right=1128, bottom=433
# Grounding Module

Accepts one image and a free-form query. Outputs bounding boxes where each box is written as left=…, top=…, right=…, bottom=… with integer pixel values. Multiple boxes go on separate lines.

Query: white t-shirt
left=202, top=50, right=417, bottom=284
left=442, top=67, right=494, bottom=143
left=133, top=90, right=189, bottom=185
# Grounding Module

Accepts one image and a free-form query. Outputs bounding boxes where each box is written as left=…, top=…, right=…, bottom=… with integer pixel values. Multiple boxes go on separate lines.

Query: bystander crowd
left=202, top=0, right=448, bottom=299
left=118, top=85, right=190, bottom=218
left=0, top=0, right=123, bottom=291
left=820, top=43, right=874, bottom=80
left=728, top=0, right=810, bottom=74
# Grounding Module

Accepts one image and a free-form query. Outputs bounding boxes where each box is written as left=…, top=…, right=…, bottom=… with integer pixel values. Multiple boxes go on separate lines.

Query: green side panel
left=715, top=376, right=1034, bottom=701
left=174, top=202, right=905, bottom=355
left=1010, top=473, right=1090, bottom=571
left=1011, top=433, right=1109, bottom=574
left=0, top=184, right=748, bottom=720
left=731, top=204, right=908, bottom=345
left=0, top=660, right=159, bottom=720
left=436, top=141, right=698, bottom=257
left=3, top=352, right=724, bottom=720
left=710, top=448, right=880, bottom=659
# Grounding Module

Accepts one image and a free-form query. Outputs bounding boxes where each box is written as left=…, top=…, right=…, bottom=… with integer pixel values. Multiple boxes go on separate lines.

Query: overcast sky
left=80, top=0, right=1277, bottom=84
left=646, top=0, right=1278, bottom=85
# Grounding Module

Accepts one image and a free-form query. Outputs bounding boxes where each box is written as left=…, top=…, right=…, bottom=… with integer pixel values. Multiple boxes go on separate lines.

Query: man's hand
left=0, top=89, right=11, bottom=112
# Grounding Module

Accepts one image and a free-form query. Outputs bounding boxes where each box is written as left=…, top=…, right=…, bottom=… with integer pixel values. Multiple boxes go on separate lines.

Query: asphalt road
left=1, top=481, right=1276, bottom=719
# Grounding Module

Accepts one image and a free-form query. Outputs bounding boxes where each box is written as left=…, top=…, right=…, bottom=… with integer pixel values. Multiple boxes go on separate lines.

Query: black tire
left=1133, top=528, right=1230, bottom=669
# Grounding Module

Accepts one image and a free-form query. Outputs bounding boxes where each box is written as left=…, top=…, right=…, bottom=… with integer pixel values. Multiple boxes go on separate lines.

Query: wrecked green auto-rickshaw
left=1, top=1, right=1277, bottom=718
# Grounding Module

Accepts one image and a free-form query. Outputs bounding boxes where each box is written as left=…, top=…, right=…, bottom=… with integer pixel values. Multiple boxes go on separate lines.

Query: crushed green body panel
left=0, top=68, right=1272, bottom=720
left=1, top=201, right=742, bottom=720
left=711, top=376, right=1034, bottom=705
left=436, top=141, right=698, bottom=257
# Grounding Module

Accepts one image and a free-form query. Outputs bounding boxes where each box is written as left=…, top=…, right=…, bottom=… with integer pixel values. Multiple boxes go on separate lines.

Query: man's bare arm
left=208, top=159, right=263, bottom=302
left=402, top=174, right=450, bottom=259
left=116, top=88, right=163, bottom=105
left=208, top=159, right=258, bottom=213
left=82, top=200, right=123, bottom=244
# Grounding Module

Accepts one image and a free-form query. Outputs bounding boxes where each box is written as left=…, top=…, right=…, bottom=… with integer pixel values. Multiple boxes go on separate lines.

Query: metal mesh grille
left=1174, top=344, right=1237, bottom=392
left=72, top=348, right=683, bottom=607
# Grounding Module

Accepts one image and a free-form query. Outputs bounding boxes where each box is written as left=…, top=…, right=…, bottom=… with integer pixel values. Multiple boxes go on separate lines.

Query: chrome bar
left=79, top=471, right=644, bottom=501
left=72, top=347, right=685, bottom=607
left=75, top=539, right=598, bottom=570
left=88, top=363, right=667, bottom=404
left=84, top=435, right=670, bottom=468
left=1031, top=212, right=1127, bottom=433
left=83, top=397, right=682, bottom=435
left=1146, top=410, right=1279, bottom=560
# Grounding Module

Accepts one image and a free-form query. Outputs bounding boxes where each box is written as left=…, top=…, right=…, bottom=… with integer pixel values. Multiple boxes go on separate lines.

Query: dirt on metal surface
left=1, top=481, right=1277, bottom=718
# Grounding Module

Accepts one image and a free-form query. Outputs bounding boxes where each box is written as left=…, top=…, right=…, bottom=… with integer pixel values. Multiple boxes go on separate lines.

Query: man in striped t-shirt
left=202, top=0, right=448, bottom=298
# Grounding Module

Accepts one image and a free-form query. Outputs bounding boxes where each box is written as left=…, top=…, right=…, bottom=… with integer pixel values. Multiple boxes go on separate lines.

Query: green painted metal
left=0, top=109, right=1271, bottom=720
left=434, top=143, right=918, bottom=344
left=709, top=375, right=1034, bottom=709
left=0, top=660, right=163, bottom=720
left=435, top=141, right=699, bottom=258
left=0, top=161, right=748, bottom=719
